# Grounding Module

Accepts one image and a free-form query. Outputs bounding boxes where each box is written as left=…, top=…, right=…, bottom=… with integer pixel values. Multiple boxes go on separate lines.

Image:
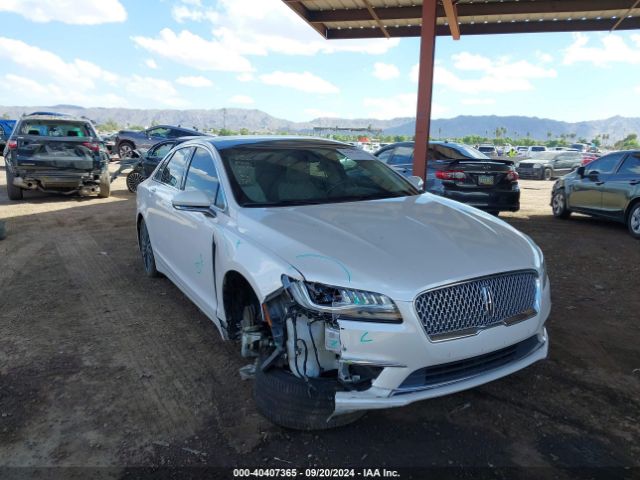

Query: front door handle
left=595, top=181, right=605, bottom=186
left=630, top=180, right=640, bottom=186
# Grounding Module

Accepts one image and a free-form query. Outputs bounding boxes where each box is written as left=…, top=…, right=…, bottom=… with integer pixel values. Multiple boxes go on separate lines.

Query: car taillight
left=7, top=140, right=17, bottom=150
left=506, top=170, right=519, bottom=182
left=436, top=170, right=466, bottom=181
left=82, top=142, right=100, bottom=152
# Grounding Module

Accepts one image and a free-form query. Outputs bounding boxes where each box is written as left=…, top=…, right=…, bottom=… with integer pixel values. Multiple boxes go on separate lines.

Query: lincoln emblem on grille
left=481, top=285, right=494, bottom=315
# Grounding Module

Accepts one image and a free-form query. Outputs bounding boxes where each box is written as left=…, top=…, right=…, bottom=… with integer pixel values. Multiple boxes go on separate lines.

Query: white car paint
left=136, top=137, right=550, bottom=415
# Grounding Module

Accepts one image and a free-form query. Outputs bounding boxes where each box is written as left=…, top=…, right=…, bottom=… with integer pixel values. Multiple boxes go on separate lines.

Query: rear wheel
left=138, top=219, right=159, bottom=277
left=254, top=361, right=364, bottom=430
left=118, top=142, right=134, bottom=159
left=627, top=202, right=640, bottom=239
left=552, top=189, right=571, bottom=219
left=5, top=168, right=23, bottom=200
left=126, top=171, right=145, bottom=193
left=98, top=170, right=111, bottom=198
left=543, top=168, right=553, bottom=180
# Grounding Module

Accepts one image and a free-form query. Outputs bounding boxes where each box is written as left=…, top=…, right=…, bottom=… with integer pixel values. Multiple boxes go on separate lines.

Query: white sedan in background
left=136, top=136, right=550, bottom=430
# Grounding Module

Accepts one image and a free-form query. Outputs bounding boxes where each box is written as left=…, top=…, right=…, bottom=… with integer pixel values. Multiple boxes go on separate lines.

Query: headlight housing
left=283, top=276, right=402, bottom=323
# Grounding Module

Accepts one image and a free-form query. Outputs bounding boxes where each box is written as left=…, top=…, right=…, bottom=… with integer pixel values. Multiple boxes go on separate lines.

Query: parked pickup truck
left=3, top=113, right=111, bottom=200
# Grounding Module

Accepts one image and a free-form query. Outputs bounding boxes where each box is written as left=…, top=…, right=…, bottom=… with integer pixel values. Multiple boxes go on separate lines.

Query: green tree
left=96, top=119, right=121, bottom=131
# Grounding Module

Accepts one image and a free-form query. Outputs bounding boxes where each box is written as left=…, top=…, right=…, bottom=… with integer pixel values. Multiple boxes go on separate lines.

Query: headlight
left=282, top=276, right=402, bottom=323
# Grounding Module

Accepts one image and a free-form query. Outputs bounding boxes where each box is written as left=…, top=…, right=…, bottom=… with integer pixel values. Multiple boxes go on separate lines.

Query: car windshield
left=219, top=143, right=419, bottom=207
left=478, top=146, right=494, bottom=152
left=429, top=143, right=490, bottom=160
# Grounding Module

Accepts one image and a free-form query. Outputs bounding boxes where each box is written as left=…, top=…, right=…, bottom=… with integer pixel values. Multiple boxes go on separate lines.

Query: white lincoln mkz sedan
left=136, top=136, right=550, bottom=430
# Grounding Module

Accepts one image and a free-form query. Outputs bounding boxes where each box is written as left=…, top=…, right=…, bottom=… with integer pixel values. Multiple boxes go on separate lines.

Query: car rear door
left=568, top=152, right=625, bottom=213
left=144, top=146, right=194, bottom=274
left=387, top=145, right=414, bottom=176
left=601, top=153, right=639, bottom=220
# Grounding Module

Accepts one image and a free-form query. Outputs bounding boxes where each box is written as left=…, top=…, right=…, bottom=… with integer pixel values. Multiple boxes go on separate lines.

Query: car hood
left=237, top=194, right=539, bottom=301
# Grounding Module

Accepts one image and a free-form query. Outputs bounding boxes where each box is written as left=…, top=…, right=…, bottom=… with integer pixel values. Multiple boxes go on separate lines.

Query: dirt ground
left=1, top=157, right=639, bottom=478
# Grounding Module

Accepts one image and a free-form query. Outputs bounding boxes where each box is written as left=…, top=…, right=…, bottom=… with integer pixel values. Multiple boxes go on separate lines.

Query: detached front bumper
left=333, top=280, right=551, bottom=415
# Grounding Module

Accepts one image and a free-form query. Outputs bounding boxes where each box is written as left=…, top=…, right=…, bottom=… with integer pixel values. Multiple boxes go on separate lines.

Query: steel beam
left=413, top=0, right=437, bottom=182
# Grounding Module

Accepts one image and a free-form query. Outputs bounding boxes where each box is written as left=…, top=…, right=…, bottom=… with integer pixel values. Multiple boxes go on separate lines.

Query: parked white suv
left=136, top=137, right=550, bottom=430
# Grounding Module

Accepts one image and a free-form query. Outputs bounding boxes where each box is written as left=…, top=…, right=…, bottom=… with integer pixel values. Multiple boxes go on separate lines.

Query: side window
left=148, top=127, right=169, bottom=138
left=586, top=152, right=625, bottom=175
left=167, top=129, right=184, bottom=139
left=375, top=149, right=394, bottom=164
left=388, top=146, right=414, bottom=165
left=617, top=155, right=640, bottom=176
left=149, top=142, right=174, bottom=159
left=159, top=147, right=192, bottom=188
left=184, top=147, right=225, bottom=209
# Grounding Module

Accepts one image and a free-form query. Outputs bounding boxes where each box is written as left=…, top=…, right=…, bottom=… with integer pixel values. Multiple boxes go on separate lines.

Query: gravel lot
left=1, top=157, right=639, bottom=477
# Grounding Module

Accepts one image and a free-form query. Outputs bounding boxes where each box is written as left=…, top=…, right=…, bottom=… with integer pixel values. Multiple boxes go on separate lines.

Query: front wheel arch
left=222, top=270, right=261, bottom=339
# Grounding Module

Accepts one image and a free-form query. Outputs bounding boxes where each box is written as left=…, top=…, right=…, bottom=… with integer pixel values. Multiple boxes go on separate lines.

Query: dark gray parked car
left=3, top=112, right=110, bottom=200
left=551, top=150, right=640, bottom=238
left=517, top=151, right=583, bottom=180
left=115, top=125, right=206, bottom=158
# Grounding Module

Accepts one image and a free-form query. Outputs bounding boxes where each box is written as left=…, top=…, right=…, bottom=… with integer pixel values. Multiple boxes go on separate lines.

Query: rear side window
left=389, top=146, right=413, bottom=165
left=375, top=149, right=394, bottom=163
left=617, top=155, right=640, bottom=176
left=586, top=152, right=625, bottom=175
left=149, top=142, right=175, bottom=159
left=19, top=121, right=93, bottom=137
left=158, top=147, right=193, bottom=188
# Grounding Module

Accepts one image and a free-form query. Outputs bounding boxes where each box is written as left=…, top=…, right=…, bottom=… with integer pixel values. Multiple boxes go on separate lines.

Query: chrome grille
left=415, top=271, right=537, bottom=339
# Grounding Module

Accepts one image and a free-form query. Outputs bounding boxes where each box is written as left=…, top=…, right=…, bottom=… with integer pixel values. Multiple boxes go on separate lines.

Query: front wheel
left=552, top=189, right=571, bottom=219
left=126, top=171, right=145, bottom=193
left=254, top=362, right=364, bottom=430
left=543, top=168, right=553, bottom=181
left=5, top=168, right=23, bottom=200
left=627, top=203, right=640, bottom=239
left=118, top=142, right=134, bottom=159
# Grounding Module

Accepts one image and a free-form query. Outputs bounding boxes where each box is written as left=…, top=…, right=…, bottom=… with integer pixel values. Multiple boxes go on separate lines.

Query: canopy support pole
left=413, top=0, right=438, bottom=180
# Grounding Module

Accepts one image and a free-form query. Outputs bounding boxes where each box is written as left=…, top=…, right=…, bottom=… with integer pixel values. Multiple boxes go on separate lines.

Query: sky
left=0, top=0, right=638, bottom=123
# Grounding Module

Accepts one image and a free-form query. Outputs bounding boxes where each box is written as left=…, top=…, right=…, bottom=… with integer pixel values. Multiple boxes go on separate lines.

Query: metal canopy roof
left=283, top=0, right=640, bottom=39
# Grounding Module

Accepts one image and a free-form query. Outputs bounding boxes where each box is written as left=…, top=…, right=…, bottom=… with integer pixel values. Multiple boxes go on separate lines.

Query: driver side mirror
left=408, top=175, right=425, bottom=192
left=576, top=166, right=585, bottom=177
left=172, top=190, right=215, bottom=216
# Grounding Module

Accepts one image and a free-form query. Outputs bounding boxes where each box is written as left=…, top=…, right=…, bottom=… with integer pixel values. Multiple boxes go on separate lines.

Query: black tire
left=254, top=362, right=364, bottom=430
left=552, top=189, right=571, bottom=219
left=5, top=168, right=23, bottom=200
left=118, top=142, right=134, bottom=159
left=627, top=202, right=640, bottom=239
left=138, top=219, right=160, bottom=277
left=98, top=170, right=111, bottom=198
left=126, top=171, right=145, bottom=193
left=543, top=168, right=553, bottom=181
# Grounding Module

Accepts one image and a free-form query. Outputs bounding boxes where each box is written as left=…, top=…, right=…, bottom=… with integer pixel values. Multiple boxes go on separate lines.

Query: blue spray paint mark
left=235, top=240, right=241, bottom=248
left=360, top=332, right=373, bottom=343
left=295, top=253, right=352, bottom=282
left=195, top=254, right=204, bottom=274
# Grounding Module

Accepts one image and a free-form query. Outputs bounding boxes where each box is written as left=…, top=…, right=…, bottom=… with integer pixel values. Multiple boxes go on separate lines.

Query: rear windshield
left=530, top=146, right=546, bottom=152
left=429, top=144, right=490, bottom=160
left=19, top=121, right=94, bottom=138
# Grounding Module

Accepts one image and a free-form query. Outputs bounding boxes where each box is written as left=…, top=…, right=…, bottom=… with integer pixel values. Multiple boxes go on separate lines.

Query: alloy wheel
left=631, top=207, right=640, bottom=234
left=119, top=144, right=133, bottom=159
left=126, top=172, right=145, bottom=193
left=140, top=222, right=154, bottom=273
left=552, top=192, right=564, bottom=215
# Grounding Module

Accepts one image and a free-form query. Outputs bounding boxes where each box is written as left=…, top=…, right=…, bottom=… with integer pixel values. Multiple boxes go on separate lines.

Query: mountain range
left=1, top=105, right=638, bottom=141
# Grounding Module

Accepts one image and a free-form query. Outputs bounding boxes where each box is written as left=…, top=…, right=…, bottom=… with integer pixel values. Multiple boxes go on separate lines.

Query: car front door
left=387, top=145, right=414, bottom=175
left=554, top=154, right=575, bottom=176
left=163, top=146, right=226, bottom=318
left=568, top=153, right=625, bottom=213
left=601, top=153, right=639, bottom=220
left=145, top=146, right=194, bottom=275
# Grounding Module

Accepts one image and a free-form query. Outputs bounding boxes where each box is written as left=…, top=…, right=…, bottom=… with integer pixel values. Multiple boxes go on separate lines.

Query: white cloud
left=132, top=28, right=253, bottom=73
left=126, top=75, right=187, bottom=107
left=460, top=98, right=496, bottom=106
left=0, top=0, right=126, bottom=24
left=0, top=37, right=119, bottom=91
left=145, top=59, right=158, bottom=69
left=237, top=73, right=254, bottom=82
left=563, top=33, right=640, bottom=67
left=304, top=108, right=339, bottom=118
left=411, top=53, right=556, bottom=94
left=172, top=4, right=219, bottom=23
left=536, top=51, right=554, bottom=63
left=363, top=93, right=447, bottom=120
left=259, top=71, right=339, bottom=94
left=373, top=62, right=400, bottom=80
left=229, top=95, right=254, bottom=105
left=636, top=85, right=640, bottom=94
left=176, top=75, right=213, bottom=87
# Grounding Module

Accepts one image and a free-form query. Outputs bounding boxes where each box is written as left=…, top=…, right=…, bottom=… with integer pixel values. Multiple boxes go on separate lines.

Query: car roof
left=20, top=112, right=87, bottom=122
left=186, top=135, right=349, bottom=151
